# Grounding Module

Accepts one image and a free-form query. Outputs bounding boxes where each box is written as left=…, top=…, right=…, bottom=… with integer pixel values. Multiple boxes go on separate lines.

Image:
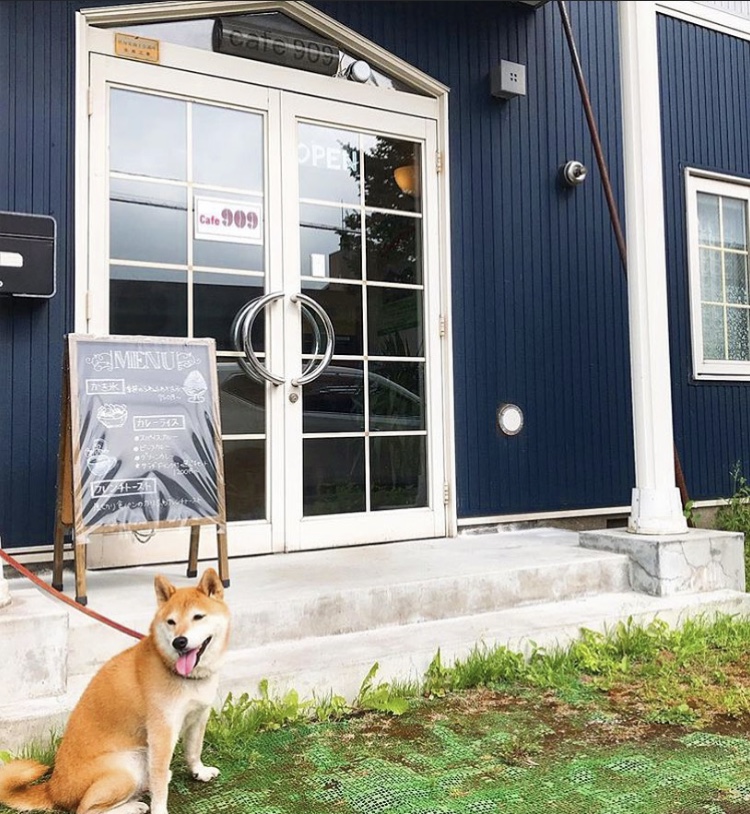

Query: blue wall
left=0, top=0, right=633, bottom=546
left=659, top=13, right=750, bottom=501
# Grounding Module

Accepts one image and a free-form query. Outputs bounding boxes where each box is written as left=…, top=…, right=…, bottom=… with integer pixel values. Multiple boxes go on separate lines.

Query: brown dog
left=0, top=568, right=230, bottom=814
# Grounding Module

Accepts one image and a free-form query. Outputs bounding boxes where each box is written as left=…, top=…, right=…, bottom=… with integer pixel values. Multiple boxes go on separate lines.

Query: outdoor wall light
left=347, top=59, right=372, bottom=83
left=497, top=403, right=524, bottom=436
left=561, top=159, right=588, bottom=187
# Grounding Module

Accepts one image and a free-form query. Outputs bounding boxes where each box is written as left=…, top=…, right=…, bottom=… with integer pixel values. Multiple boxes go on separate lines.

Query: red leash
left=0, top=547, right=144, bottom=640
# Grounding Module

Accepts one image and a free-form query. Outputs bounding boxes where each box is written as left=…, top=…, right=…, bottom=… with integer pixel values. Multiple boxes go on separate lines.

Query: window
left=686, top=170, right=750, bottom=379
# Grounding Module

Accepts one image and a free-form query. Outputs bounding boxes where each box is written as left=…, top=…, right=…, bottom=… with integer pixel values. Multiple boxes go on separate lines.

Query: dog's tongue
left=176, top=648, right=199, bottom=677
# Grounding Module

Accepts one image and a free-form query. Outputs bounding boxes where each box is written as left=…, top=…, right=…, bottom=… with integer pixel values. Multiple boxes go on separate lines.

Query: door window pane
left=193, top=104, right=264, bottom=191
left=303, top=363, right=364, bottom=433
left=194, top=272, right=264, bottom=351
left=110, top=89, right=187, bottom=180
left=370, top=435, right=426, bottom=510
left=367, top=287, right=423, bottom=357
left=300, top=281, right=363, bottom=356
left=369, top=362, right=425, bottom=431
left=218, top=360, right=266, bottom=435
left=363, top=135, right=422, bottom=214
left=110, top=179, right=187, bottom=265
left=298, top=124, right=360, bottom=204
left=366, top=212, right=422, bottom=284
left=300, top=204, right=361, bottom=279
left=224, top=439, right=266, bottom=521
left=110, top=267, right=187, bottom=337
left=303, top=437, right=365, bottom=515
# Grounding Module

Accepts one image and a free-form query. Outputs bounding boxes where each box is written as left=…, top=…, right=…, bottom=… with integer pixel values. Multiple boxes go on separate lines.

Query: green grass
left=8, top=614, right=750, bottom=812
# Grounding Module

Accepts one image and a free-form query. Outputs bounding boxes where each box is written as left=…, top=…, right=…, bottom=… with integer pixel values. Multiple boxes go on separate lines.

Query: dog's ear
left=197, top=568, right=224, bottom=600
left=154, top=575, right=177, bottom=606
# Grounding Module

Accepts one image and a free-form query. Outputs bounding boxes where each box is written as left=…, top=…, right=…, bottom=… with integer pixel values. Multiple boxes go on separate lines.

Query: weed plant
left=715, top=461, right=750, bottom=587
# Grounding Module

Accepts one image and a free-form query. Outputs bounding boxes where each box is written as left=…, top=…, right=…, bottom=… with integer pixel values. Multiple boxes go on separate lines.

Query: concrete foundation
left=579, top=528, right=745, bottom=596
left=0, top=588, right=68, bottom=703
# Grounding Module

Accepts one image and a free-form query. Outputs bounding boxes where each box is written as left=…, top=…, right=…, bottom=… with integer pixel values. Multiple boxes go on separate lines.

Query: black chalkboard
left=67, top=334, right=226, bottom=535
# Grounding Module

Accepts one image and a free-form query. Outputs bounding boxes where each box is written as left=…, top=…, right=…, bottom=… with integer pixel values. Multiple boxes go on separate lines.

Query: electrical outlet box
left=490, top=60, right=526, bottom=99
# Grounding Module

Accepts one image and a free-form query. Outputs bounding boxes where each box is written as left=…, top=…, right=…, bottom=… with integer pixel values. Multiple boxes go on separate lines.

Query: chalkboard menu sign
left=67, top=334, right=226, bottom=535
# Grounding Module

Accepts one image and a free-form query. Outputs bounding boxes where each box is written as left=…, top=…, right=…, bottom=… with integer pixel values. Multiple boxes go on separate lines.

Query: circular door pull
left=231, top=292, right=285, bottom=385
left=290, top=293, right=336, bottom=387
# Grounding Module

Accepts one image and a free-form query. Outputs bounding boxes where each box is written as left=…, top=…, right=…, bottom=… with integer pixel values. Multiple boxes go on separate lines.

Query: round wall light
left=497, top=403, right=524, bottom=436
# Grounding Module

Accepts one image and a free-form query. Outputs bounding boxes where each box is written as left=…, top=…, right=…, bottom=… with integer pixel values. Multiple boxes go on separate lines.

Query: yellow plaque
left=114, top=32, right=160, bottom=64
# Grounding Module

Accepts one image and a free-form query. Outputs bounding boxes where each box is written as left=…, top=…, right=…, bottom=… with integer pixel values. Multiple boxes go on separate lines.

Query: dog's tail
left=0, top=759, right=54, bottom=811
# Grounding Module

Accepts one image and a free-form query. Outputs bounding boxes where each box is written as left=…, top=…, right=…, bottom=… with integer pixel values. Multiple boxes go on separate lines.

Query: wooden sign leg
left=217, top=523, right=230, bottom=588
left=52, top=521, right=65, bottom=592
left=187, top=525, right=200, bottom=578
left=75, top=536, right=88, bottom=606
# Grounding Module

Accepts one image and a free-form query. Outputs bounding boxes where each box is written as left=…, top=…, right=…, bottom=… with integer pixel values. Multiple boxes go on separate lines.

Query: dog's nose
left=172, top=636, right=188, bottom=652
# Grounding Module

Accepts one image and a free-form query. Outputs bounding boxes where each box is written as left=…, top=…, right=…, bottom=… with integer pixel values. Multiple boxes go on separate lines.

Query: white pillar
left=0, top=539, right=11, bottom=608
left=619, top=1, right=687, bottom=535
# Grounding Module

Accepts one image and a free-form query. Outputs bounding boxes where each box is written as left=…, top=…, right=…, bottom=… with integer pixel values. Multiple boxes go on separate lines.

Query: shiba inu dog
left=0, top=568, right=230, bottom=814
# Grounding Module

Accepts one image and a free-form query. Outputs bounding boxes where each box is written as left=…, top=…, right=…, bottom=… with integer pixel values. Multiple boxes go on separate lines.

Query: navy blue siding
left=0, top=1, right=74, bottom=547
left=0, top=1, right=633, bottom=546
left=659, top=14, right=750, bottom=501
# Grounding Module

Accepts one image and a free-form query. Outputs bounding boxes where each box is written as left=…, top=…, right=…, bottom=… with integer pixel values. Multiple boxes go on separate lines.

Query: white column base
left=628, top=486, right=687, bottom=535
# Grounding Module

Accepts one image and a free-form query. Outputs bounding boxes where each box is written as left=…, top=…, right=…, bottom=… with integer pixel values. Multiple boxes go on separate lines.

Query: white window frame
left=686, top=168, right=750, bottom=380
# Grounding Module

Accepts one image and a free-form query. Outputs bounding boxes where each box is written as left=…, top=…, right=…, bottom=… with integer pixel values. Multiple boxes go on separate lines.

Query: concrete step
left=65, top=530, right=631, bottom=677
left=5, top=587, right=750, bottom=753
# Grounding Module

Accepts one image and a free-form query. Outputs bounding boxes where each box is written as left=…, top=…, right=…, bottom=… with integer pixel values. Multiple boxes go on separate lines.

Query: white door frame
left=76, top=5, right=457, bottom=565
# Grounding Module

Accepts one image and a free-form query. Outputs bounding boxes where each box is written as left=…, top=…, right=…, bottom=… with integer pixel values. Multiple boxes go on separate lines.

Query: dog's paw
left=118, top=803, right=149, bottom=814
left=192, top=765, right=220, bottom=782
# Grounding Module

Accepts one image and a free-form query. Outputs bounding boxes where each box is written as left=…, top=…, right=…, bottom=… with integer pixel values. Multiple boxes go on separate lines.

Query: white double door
left=87, top=53, right=447, bottom=554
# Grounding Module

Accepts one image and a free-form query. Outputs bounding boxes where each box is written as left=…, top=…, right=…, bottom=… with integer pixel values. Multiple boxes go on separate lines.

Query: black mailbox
left=0, top=211, right=56, bottom=298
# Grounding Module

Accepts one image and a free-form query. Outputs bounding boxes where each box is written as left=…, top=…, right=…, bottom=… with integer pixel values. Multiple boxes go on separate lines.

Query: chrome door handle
left=231, top=292, right=286, bottom=386
left=291, top=293, right=335, bottom=387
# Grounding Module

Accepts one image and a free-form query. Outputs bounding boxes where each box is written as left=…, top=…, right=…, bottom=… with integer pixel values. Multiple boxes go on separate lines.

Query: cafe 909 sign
left=66, top=335, right=226, bottom=535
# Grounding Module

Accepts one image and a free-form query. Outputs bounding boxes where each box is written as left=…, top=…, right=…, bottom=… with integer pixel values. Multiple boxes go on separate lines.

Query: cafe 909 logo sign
left=194, top=196, right=263, bottom=245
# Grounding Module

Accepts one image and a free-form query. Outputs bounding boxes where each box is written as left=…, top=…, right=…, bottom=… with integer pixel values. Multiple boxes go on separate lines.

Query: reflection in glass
left=702, top=304, right=725, bottom=360
left=366, top=212, right=422, bottom=284
left=218, top=360, right=266, bottom=435
left=193, top=104, right=264, bottom=191
left=727, top=306, right=750, bottom=360
left=363, top=135, right=422, bottom=214
left=110, top=89, right=187, bottom=181
left=698, top=193, right=721, bottom=246
left=300, top=281, right=363, bottom=356
left=110, top=180, right=187, bottom=265
left=110, top=267, right=187, bottom=337
left=303, top=363, right=364, bottom=433
left=725, top=253, right=749, bottom=305
left=723, top=197, right=747, bottom=250
left=369, top=362, right=425, bottom=431
left=223, top=438, right=266, bottom=521
left=303, top=437, right=365, bottom=516
left=370, top=435, right=426, bottom=510
left=300, top=204, right=361, bottom=279
left=699, top=248, right=722, bottom=303
left=298, top=124, right=360, bottom=204
left=194, top=272, right=264, bottom=351
left=367, top=287, right=423, bottom=357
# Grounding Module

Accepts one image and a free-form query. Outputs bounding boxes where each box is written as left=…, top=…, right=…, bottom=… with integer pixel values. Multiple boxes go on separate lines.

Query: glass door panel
left=92, top=56, right=275, bottom=556
left=284, top=95, right=444, bottom=550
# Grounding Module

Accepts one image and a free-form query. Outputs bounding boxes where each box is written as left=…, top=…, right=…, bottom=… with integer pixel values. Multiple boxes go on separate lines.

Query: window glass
left=691, top=177, right=750, bottom=375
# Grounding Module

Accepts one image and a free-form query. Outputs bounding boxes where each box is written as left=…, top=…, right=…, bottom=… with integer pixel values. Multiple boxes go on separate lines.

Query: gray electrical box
left=490, top=60, right=527, bottom=99
left=0, top=211, right=56, bottom=298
